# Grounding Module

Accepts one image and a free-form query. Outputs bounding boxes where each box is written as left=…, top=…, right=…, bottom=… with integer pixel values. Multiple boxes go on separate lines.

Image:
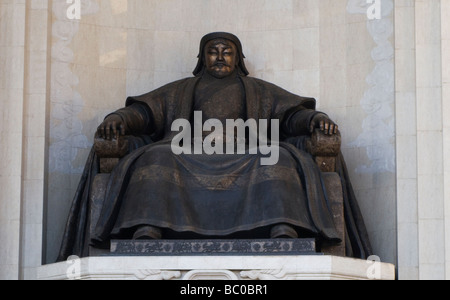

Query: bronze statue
left=57, top=32, right=372, bottom=261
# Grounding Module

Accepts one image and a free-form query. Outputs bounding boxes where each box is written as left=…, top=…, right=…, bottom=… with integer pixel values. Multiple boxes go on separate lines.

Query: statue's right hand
left=97, top=114, right=126, bottom=140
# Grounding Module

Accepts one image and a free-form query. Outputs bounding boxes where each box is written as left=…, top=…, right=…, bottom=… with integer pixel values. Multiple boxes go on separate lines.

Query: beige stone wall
left=3, top=0, right=449, bottom=280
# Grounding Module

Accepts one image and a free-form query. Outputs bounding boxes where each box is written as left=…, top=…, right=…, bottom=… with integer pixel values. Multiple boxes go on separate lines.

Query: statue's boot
left=133, top=225, right=162, bottom=240
left=270, top=224, right=299, bottom=239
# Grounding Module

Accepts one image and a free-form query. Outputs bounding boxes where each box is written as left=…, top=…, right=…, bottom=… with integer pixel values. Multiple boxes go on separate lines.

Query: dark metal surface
left=110, top=239, right=316, bottom=256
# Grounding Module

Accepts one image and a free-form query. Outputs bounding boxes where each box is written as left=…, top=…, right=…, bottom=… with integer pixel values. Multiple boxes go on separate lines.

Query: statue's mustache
left=213, top=62, right=229, bottom=67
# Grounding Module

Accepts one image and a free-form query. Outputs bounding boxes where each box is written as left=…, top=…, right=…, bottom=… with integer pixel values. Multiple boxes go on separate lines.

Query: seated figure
left=57, top=32, right=372, bottom=261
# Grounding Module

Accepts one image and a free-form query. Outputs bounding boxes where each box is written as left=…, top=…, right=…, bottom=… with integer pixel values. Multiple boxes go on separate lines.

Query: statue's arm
left=97, top=103, right=154, bottom=140
left=265, top=80, right=339, bottom=137
left=282, top=108, right=339, bottom=137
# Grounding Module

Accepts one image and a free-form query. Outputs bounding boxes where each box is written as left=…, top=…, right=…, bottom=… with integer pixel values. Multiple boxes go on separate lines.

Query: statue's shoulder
left=128, top=77, right=197, bottom=104
left=241, top=76, right=316, bottom=109
left=241, top=76, right=294, bottom=95
left=242, top=76, right=269, bottom=86
left=151, top=77, right=197, bottom=94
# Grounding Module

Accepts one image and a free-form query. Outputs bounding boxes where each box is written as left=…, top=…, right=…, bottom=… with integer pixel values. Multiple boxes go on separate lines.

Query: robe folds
left=57, top=75, right=373, bottom=262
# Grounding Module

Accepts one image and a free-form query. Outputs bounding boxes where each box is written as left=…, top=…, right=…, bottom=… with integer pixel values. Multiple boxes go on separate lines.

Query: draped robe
left=57, top=73, right=373, bottom=261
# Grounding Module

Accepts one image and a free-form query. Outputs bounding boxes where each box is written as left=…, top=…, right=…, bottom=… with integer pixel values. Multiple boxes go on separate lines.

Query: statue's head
left=193, top=32, right=249, bottom=78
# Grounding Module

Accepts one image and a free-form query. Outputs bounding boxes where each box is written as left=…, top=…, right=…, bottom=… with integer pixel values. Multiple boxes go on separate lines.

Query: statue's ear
left=201, top=51, right=207, bottom=65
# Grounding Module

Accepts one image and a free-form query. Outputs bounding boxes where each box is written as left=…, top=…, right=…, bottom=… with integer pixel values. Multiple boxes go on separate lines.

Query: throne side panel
left=320, top=172, right=345, bottom=257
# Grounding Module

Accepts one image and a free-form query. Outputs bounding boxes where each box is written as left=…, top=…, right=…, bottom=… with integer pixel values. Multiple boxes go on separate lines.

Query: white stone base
left=36, top=256, right=396, bottom=280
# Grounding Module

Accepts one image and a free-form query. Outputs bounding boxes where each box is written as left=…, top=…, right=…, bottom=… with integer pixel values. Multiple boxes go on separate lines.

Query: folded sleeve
left=106, top=102, right=154, bottom=136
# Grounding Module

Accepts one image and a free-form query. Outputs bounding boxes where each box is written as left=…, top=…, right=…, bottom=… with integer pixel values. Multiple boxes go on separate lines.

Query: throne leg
left=320, top=173, right=346, bottom=257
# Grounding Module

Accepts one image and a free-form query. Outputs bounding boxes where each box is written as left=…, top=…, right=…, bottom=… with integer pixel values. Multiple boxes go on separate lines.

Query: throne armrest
left=88, top=137, right=129, bottom=256
left=306, top=129, right=345, bottom=256
left=94, top=137, right=129, bottom=173
left=305, top=129, right=342, bottom=172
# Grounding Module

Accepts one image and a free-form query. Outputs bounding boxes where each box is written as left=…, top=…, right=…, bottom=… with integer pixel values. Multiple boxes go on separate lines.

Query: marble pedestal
left=36, top=256, right=396, bottom=280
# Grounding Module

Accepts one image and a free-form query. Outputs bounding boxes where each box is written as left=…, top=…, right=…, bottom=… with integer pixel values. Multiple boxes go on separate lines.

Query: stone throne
left=88, top=129, right=346, bottom=257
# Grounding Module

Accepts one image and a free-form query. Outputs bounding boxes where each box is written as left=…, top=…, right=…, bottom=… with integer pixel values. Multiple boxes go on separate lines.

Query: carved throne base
left=110, top=239, right=316, bottom=256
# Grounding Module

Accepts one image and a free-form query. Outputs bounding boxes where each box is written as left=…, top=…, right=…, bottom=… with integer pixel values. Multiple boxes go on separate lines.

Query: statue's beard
left=206, top=65, right=236, bottom=79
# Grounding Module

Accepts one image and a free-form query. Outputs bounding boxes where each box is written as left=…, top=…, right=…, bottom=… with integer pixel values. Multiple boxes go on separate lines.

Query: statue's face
left=204, top=39, right=238, bottom=78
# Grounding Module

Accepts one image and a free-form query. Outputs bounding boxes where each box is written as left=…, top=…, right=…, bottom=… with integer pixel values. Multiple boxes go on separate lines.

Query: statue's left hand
left=309, top=113, right=339, bottom=135
left=97, top=114, right=126, bottom=140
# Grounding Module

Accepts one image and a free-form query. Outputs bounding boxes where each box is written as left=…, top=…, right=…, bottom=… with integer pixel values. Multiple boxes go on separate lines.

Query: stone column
left=20, top=0, right=51, bottom=280
left=0, top=0, right=50, bottom=280
left=0, top=0, right=26, bottom=280
left=394, top=0, right=419, bottom=280
left=441, top=0, right=450, bottom=280
left=395, top=0, right=450, bottom=280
